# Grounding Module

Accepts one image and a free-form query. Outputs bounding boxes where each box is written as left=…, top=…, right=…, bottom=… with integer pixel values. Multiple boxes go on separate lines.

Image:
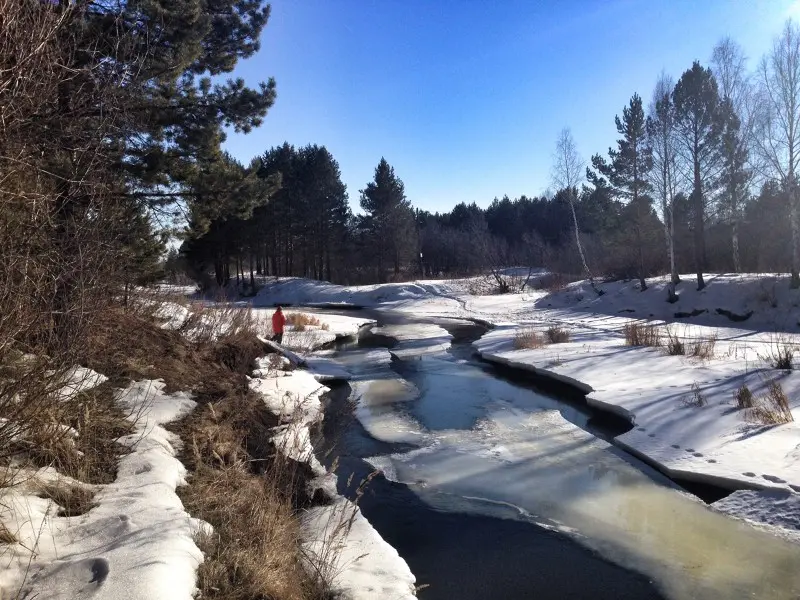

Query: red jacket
left=272, top=309, right=286, bottom=334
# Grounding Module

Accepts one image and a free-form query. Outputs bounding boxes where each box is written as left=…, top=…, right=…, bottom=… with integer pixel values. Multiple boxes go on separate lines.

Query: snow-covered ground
left=248, top=339, right=417, bottom=599
left=254, top=273, right=800, bottom=544
left=0, top=379, right=206, bottom=600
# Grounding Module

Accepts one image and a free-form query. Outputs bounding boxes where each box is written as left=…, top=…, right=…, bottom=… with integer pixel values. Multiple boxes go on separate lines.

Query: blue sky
left=223, top=0, right=799, bottom=214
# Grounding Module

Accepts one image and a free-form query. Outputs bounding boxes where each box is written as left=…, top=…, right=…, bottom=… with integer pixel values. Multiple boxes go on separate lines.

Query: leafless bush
left=514, top=329, right=545, bottom=349
left=689, top=335, right=717, bottom=361
left=623, top=322, right=662, bottom=347
left=664, top=328, right=685, bottom=355
left=681, top=382, right=707, bottom=407
left=546, top=326, right=571, bottom=343
left=758, top=334, right=796, bottom=370
left=747, top=381, right=794, bottom=425
left=734, top=385, right=754, bottom=410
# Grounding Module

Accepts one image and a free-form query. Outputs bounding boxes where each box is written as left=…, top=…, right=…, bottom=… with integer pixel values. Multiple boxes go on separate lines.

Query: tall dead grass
left=747, top=381, right=794, bottom=425
left=623, top=322, right=662, bottom=347
left=287, top=313, right=329, bottom=332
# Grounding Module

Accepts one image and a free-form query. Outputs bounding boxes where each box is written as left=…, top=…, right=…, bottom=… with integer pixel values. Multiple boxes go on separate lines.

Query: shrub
left=623, top=322, right=662, bottom=347
left=734, top=385, right=754, bottom=410
left=514, top=329, right=545, bottom=350
left=758, top=334, right=796, bottom=370
left=665, top=329, right=685, bottom=355
left=748, top=381, right=794, bottom=425
left=286, top=313, right=329, bottom=332
left=689, top=335, right=717, bottom=361
left=546, top=326, right=570, bottom=344
left=682, top=382, right=707, bottom=407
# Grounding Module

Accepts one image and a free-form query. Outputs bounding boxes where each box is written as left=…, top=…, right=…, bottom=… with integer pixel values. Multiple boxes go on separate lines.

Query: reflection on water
left=346, top=336, right=800, bottom=600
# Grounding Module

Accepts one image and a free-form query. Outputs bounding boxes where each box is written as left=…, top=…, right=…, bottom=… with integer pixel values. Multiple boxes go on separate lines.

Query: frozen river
left=316, top=316, right=800, bottom=600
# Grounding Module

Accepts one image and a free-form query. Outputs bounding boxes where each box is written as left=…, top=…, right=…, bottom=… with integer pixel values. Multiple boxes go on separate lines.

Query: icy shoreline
left=248, top=311, right=417, bottom=600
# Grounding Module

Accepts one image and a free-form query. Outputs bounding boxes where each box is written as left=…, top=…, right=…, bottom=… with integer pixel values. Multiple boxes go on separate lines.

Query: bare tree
left=755, top=20, right=800, bottom=287
left=647, top=72, right=680, bottom=300
left=712, top=37, right=754, bottom=272
left=551, top=128, right=599, bottom=292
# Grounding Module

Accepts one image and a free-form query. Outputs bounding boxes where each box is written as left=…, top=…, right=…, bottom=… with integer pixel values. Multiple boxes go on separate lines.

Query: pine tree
left=359, top=158, right=416, bottom=282
left=673, top=61, right=722, bottom=290
left=589, top=93, right=654, bottom=290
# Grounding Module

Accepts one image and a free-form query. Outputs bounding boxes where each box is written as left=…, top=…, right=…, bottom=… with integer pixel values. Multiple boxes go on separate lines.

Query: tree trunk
left=567, top=192, right=600, bottom=294
left=791, top=187, right=800, bottom=288
left=732, top=219, right=741, bottom=273
left=692, top=158, right=706, bottom=290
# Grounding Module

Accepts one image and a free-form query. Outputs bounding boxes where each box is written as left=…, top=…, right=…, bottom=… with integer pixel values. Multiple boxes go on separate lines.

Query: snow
left=374, top=323, right=452, bottom=358
left=301, top=498, right=416, bottom=600
left=0, top=379, right=206, bottom=600
left=248, top=362, right=417, bottom=597
left=254, top=274, right=800, bottom=544
left=713, top=489, right=800, bottom=545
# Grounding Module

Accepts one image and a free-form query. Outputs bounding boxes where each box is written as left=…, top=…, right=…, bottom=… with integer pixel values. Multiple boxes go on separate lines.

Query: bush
left=623, top=322, right=662, bottom=347
left=546, top=326, right=570, bottom=344
left=286, top=313, right=329, bottom=332
left=665, top=329, right=685, bottom=355
left=682, top=382, right=707, bottom=407
left=748, top=381, right=794, bottom=425
left=514, top=329, right=545, bottom=350
left=758, top=335, right=796, bottom=370
left=734, top=385, right=754, bottom=410
left=689, top=335, right=717, bottom=361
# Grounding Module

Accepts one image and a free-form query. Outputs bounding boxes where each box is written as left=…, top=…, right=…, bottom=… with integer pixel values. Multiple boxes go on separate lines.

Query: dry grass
left=514, top=329, right=545, bottom=350
left=664, top=328, right=686, bottom=355
left=747, top=381, right=794, bottom=425
left=758, top=335, right=796, bottom=370
left=734, top=384, right=755, bottom=410
left=623, top=322, right=662, bottom=348
left=0, top=523, right=16, bottom=544
left=681, top=382, right=707, bottom=407
left=546, top=326, right=570, bottom=344
left=287, top=313, right=330, bottom=332
left=34, top=480, right=96, bottom=517
left=13, top=382, right=133, bottom=484
left=689, top=335, right=717, bottom=361
left=174, top=390, right=326, bottom=600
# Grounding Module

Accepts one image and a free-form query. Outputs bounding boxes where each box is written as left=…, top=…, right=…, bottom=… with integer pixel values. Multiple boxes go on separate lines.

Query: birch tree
left=647, top=73, right=681, bottom=300
left=552, top=128, right=600, bottom=293
left=755, top=21, right=800, bottom=288
left=712, top=37, right=753, bottom=272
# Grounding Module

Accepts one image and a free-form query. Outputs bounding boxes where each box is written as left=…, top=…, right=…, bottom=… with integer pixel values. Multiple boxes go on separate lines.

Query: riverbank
left=254, top=274, right=800, bottom=544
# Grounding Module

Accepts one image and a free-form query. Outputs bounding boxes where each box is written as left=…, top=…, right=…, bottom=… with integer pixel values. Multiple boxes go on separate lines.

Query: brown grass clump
left=14, top=382, right=132, bottom=484
left=287, top=313, right=329, bottom=332
left=664, top=328, right=686, bottom=355
left=681, top=382, right=707, bottom=407
left=758, top=335, right=796, bottom=370
left=34, top=480, right=96, bottom=517
left=689, top=335, right=717, bottom=361
left=734, top=385, right=754, bottom=410
left=546, top=326, right=570, bottom=344
left=174, top=390, right=324, bottom=600
left=514, top=329, right=545, bottom=350
left=0, top=523, right=16, bottom=544
left=623, top=322, right=662, bottom=348
left=748, top=381, right=794, bottom=425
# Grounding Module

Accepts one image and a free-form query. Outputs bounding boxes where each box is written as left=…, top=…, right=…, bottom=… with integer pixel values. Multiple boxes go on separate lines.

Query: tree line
left=181, top=21, right=800, bottom=296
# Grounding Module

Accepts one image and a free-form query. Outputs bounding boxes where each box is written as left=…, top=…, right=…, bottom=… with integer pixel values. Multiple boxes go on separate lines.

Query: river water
left=315, top=315, right=800, bottom=600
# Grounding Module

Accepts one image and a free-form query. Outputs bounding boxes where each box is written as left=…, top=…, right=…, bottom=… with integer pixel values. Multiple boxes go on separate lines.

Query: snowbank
left=0, top=380, right=206, bottom=600
left=248, top=360, right=417, bottom=598
left=301, top=498, right=416, bottom=600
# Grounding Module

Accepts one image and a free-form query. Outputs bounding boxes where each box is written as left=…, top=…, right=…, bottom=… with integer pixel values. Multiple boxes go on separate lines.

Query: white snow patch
left=713, top=489, right=800, bottom=545
left=301, top=498, right=416, bottom=600
left=0, top=379, right=206, bottom=600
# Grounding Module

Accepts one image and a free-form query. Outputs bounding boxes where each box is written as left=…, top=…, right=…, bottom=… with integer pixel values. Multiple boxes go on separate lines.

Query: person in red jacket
left=271, top=306, right=286, bottom=344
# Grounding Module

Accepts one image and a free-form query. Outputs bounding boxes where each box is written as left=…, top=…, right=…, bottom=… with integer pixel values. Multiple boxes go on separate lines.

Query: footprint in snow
left=742, top=472, right=755, bottom=477
left=692, top=452, right=703, bottom=457
left=637, top=427, right=646, bottom=432
left=685, top=448, right=695, bottom=453
left=762, top=474, right=786, bottom=484
left=707, top=459, right=717, bottom=463
left=648, top=433, right=656, bottom=438
left=671, top=444, right=680, bottom=449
